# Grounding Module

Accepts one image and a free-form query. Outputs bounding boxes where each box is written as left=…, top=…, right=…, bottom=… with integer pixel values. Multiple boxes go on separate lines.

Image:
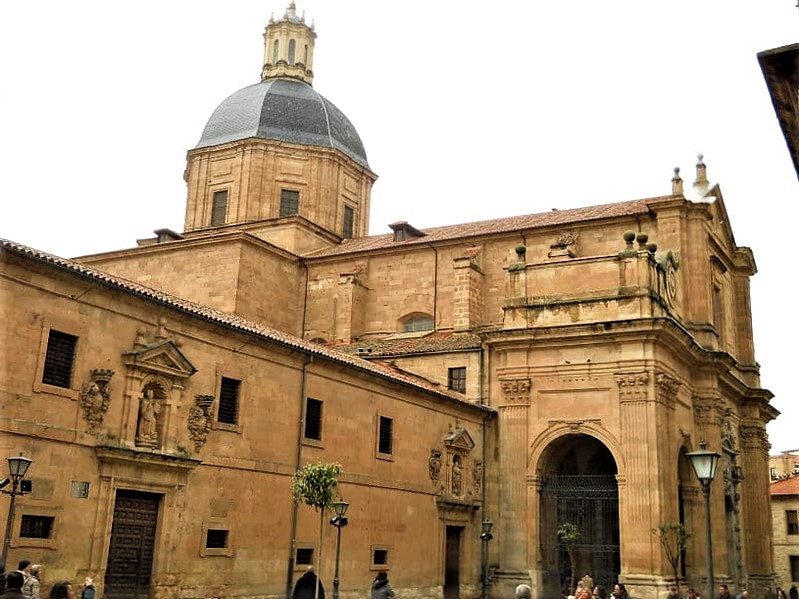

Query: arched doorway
left=539, top=434, right=620, bottom=598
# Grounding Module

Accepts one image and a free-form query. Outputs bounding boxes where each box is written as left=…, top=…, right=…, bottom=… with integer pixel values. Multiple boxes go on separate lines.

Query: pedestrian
left=80, top=577, right=95, bottom=599
left=16, top=561, right=32, bottom=581
left=576, top=588, right=592, bottom=599
left=21, top=565, right=40, bottom=599
left=668, top=587, right=680, bottom=599
left=776, top=588, right=787, bottom=599
left=594, top=586, right=609, bottom=599
left=718, top=586, right=732, bottom=599
left=582, top=574, right=595, bottom=593
left=516, top=584, right=532, bottom=599
left=687, top=588, right=701, bottom=599
left=613, top=584, right=629, bottom=599
left=371, top=570, right=395, bottom=599
left=292, top=566, right=325, bottom=599
left=736, top=591, right=749, bottom=599
left=4, top=572, right=27, bottom=599
left=789, top=586, right=798, bottom=599
left=49, top=581, right=75, bottom=599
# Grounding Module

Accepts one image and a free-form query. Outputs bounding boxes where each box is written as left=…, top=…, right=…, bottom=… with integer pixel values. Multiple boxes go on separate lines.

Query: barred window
left=343, top=205, right=355, bottom=239
left=788, top=510, right=799, bottom=535
left=378, top=416, right=393, bottom=455
left=217, top=377, right=240, bottom=425
left=205, top=529, right=229, bottom=549
left=280, top=189, right=299, bottom=217
left=448, top=367, right=466, bottom=393
left=304, top=398, right=322, bottom=441
left=42, top=329, right=77, bottom=388
left=296, top=547, right=314, bottom=565
left=20, top=515, right=54, bottom=539
left=371, top=546, right=389, bottom=568
left=211, top=190, right=228, bottom=226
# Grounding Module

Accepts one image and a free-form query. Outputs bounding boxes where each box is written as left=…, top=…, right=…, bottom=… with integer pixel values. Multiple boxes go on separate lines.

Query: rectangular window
left=343, top=205, right=355, bottom=239
left=771, top=467, right=777, bottom=479
left=791, top=555, right=799, bottom=583
left=370, top=545, right=389, bottom=569
left=280, top=189, right=300, bottom=217
left=217, top=377, right=240, bottom=425
left=378, top=416, right=393, bottom=456
left=211, top=190, right=228, bottom=226
left=788, top=510, right=799, bottom=535
left=42, top=329, right=78, bottom=388
left=304, top=398, right=322, bottom=441
left=448, top=367, right=466, bottom=393
left=296, top=547, right=314, bottom=566
left=205, top=529, right=229, bottom=549
left=20, top=515, right=54, bottom=539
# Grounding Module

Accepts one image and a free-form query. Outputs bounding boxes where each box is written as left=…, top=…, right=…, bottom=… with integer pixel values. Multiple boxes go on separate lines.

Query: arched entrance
left=539, top=434, right=620, bottom=598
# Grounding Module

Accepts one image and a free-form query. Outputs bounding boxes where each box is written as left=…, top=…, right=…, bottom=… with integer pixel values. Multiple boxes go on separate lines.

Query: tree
left=291, top=462, right=343, bottom=599
left=652, top=522, right=690, bottom=587
left=558, top=522, right=581, bottom=594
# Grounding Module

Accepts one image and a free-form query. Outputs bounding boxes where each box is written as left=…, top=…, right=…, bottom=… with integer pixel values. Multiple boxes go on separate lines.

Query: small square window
left=304, top=398, right=323, bottom=441
left=211, top=190, right=228, bottom=226
left=205, top=529, right=229, bottom=549
left=217, top=377, right=241, bottom=425
left=370, top=545, right=390, bottom=569
left=343, top=205, right=355, bottom=239
left=280, top=189, right=300, bottom=217
left=378, top=416, right=393, bottom=456
left=448, top=367, right=466, bottom=394
left=788, top=510, right=799, bottom=535
left=296, top=547, right=314, bottom=566
left=42, top=330, right=78, bottom=388
left=20, top=515, right=54, bottom=539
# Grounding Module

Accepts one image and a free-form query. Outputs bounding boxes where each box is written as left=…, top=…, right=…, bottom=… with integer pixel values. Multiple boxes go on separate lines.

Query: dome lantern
left=262, top=2, right=316, bottom=84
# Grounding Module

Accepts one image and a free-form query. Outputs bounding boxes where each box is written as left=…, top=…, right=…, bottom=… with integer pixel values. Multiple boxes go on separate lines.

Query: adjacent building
left=770, top=475, right=799, bottom=589
left=1, top=4, right=779, bottom=599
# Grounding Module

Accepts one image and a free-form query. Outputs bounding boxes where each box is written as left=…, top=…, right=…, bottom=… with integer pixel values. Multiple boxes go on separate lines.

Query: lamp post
left=329, top=500, right=349, bottom=599
left=1, top=456, right=33, bottom=574
left=686, top=442, right=720, bottom=599
left=480, top=520, right=494, bottom=599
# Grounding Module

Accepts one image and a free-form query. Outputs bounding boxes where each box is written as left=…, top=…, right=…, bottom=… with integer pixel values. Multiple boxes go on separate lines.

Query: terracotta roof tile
left=307, top=197, right=660, bottom=258
left=770, top=475, right=799, bottom=495
left=1, top=239, right=490, bottom=412
left=329, top=331, right=482, bottom=357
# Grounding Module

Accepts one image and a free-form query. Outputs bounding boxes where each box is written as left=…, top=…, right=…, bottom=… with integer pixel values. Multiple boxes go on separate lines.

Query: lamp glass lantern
left=481, top=520, right=493, bottom=537
left=686, top=442, right=721, bottom=487
left=333, top=500, right=349, bottom=519
left=7, top=456, right=32, bottom=479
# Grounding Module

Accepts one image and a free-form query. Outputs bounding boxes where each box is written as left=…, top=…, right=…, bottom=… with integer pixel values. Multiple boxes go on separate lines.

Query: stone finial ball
left=636, top=233, right=648, bottom=244
left=623, top=231, right=636, bottom=243
left=647, top=242, right=658, bottom=254
left=515, top=245, right=527, bottom=256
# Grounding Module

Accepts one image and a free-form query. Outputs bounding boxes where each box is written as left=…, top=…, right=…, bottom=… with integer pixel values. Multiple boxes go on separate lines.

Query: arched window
left=288, top=39, right=296, bottom=65
left=303, top=44, right=309, bottom=65
left=400, top=313, right=434, bottom=333
left=273, top=39, right=280, bottom=62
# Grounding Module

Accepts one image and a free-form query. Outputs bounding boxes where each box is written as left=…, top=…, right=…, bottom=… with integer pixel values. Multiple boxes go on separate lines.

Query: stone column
left=738, top=418, right=774, bottom=581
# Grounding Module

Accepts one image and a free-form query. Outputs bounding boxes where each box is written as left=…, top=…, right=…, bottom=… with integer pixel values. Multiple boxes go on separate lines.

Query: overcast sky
left=1, top=1, right=797, bottom=453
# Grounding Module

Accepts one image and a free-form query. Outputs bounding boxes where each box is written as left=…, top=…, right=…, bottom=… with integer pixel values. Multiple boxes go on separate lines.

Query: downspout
left=286, top=354, right=314, bottom=598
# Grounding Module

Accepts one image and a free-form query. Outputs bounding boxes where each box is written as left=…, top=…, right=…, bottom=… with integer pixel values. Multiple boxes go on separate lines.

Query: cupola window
left=280, top=189, right=299, bottom=217
left=211, top=190, right=228, bottom=226
left=304, top=44, right=309, bottom=65
left=343, top=205, right=355, bottom=239
left=288, top=39, right=296, bottom=65
left=273, top=39, right=280, bottom=62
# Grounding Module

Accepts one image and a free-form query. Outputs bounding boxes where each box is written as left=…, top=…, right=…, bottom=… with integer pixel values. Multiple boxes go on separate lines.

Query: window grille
left=304, top=398, right=322, bottom=440
left=205, top=529, right=229, bottom=549
left=20, top=515, right=54, bottom=539
left=280, top=189, right=299, bottom=217
left=42, top=329, right=77, bottom=388
left=217, top=377, right=240, bottom=425
left=378, top=416, right=393, bottom=455
left=448, top=367, right=466, bottom=393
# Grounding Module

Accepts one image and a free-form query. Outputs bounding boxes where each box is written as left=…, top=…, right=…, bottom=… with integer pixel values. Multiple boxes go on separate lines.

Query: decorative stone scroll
left=654, top=372, right=681, bottom=409
left=79, top=369, right=114, bottom=432
left=499, top=378, right=532, bottom=404
left=188, top=395, right=214, bottom=451
left=615, top=373, right=649, bottom=402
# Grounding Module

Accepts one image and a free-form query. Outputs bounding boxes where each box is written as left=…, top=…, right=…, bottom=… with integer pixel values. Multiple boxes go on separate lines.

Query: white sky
left=1, top=1, right=797, bottom=453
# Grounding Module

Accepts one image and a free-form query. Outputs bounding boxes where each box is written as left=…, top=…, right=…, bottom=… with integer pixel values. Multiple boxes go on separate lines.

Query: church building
left=0, top=4, right=778, bottom=599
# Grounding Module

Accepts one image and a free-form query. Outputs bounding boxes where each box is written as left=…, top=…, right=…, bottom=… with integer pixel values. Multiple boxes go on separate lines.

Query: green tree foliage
left=558, top=522, right=581, bottom=593
left=652, top=522, right=690, bottom=586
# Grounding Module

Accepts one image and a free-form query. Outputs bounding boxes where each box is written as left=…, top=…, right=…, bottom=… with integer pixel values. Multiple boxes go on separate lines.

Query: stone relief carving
left=693, top=396, right=724, bottom=424
left=499, top=378, right=532, bottom=403
left=136, top=387, right=162, bottom=447
left=616, top=373, right=649, bottom=401
left=472, top=459, right=483, bottom=494
left=655, top=372, right=681, bottom=408
left=188, top=395, right=214, bottom=451
left=429, top=449, right=442, bottom=482
left=79, top=369, right=114, bottom=432
left=739, top=423, right=770, bottom=455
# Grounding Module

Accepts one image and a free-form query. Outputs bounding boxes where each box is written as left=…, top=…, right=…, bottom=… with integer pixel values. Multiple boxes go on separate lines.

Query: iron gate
left=540, top=475, right=620, bottom=596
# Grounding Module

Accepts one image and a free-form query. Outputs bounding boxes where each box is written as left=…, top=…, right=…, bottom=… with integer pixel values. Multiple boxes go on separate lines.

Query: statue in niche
left=429, top=449, right=442, bottom=482
left=136, top=387, right=161, bottom=447
left=452, top=455, right=463, bottom=496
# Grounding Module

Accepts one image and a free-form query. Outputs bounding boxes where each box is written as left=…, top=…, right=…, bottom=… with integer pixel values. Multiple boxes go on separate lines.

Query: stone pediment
left=443, top=428, right=475, bottom=452
left=124, top=340, right=197, bottom=379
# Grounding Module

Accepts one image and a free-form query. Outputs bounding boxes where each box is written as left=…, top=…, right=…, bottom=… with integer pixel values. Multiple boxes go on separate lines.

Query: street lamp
left=329, top=500, right=349, bottom=599
left=480, top=520, right=494, bottom=599
left=686, top=442, right=720, bottom=599
left=1, top=456, right=33, bottom=574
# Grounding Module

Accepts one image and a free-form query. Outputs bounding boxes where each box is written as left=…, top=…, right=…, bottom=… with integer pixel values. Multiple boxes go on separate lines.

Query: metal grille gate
left=104, top=490, right=160, bottom=599
left=540, top=475, right=620, bottom=597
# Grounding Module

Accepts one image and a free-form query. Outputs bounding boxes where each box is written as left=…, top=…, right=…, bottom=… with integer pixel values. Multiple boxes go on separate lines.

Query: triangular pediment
left=124, top=339, right=197, bottom=379
left=443, top=428, right=475, bottom=452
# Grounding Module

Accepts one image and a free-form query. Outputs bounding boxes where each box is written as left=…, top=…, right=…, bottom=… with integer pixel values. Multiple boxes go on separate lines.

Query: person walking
left=613, top=583, right=629, bottom=599
left=49, top=582, right=75, bottom=599
left=292, top=566, right=325, bottom=599
left=4, top=572, right=27, bottom=599
left=79, top=577, right=95, bottom=599
left=370, top=570, right=395, bottom=599
left=788, top=586, right=798, bottom=599
left=21, top=565, right=40, bottom=599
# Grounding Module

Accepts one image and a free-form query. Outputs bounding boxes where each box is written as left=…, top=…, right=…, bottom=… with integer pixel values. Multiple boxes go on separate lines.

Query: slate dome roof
left=196, top=78, right=369, bottom=169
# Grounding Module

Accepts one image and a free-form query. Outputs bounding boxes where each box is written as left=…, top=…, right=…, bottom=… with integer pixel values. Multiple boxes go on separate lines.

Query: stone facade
left=0, top=5, right=779, bottom=599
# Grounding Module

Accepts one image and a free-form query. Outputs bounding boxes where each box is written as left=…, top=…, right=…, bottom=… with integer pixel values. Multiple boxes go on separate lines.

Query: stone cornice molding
left=616, top=372, right=649, bottom=402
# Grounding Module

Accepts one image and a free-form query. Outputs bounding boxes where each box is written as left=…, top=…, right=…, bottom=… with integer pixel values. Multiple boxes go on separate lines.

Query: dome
left=196, top=78, right=369, bottom=169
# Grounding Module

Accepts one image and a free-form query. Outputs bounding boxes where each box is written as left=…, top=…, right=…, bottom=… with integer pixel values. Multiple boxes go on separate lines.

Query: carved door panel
left=444, top=526, right=462, bottom=599
left=104, top=490, right=160, bottom=599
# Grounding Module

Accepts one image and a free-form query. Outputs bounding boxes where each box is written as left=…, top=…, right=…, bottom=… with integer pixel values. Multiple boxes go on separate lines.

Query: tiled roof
left=329, top=331, right=483, bottom=358
left=770, top=475, right=799, bottom=495
left=307, top=197, right=661, bottom=258
left=0, top=239, right=489, bottom=412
